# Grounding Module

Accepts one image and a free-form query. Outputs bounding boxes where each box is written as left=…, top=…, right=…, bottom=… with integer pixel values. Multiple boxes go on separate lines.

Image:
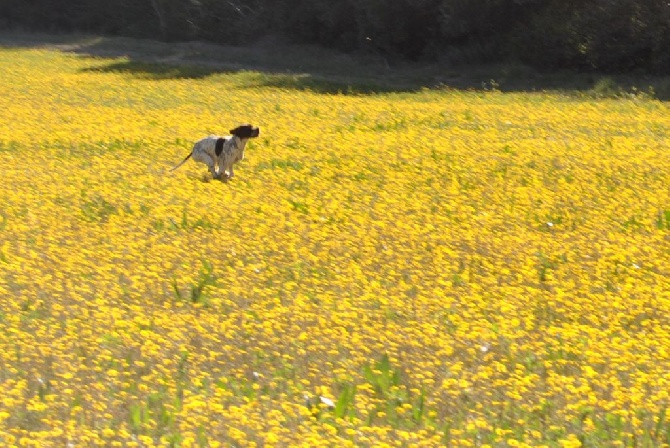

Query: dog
left=170, top=124, right=260, bottom=180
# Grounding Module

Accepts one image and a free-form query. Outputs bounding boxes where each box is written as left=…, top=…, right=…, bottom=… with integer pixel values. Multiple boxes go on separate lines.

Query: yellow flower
left=2, top=45, right=670, bottom=447
left=559, top=434, right=583, bottom=448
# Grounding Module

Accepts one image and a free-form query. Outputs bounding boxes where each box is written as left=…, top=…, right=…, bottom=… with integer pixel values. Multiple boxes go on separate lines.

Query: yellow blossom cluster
left=1, top=47, right=670, bottom=446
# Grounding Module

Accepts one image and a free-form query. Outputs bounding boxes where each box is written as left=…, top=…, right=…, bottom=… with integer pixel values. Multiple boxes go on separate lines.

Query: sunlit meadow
left=2, top=45, right=670, bottom=447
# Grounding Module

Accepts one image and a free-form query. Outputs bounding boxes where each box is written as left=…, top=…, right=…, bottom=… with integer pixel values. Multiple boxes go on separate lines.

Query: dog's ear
left=229, top=126, right=241, bottom=136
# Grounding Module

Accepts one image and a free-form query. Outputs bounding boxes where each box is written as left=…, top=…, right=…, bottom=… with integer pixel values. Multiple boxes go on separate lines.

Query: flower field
left=2, top=45, right=670, bottom=447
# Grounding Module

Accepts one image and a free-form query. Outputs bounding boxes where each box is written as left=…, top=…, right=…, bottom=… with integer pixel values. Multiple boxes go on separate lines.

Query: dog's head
left=230, top=124, right=260, bottom=139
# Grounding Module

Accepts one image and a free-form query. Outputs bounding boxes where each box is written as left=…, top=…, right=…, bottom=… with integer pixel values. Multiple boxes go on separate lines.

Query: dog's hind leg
left=192, top=151, right=218, bottom=178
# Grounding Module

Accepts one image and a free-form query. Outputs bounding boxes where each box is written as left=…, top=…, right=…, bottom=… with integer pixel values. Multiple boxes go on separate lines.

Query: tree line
left=2, top=0, right=669, bottom=72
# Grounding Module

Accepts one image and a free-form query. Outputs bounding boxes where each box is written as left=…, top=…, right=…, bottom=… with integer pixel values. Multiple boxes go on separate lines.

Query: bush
left=2, top=0, right=670, bottom=72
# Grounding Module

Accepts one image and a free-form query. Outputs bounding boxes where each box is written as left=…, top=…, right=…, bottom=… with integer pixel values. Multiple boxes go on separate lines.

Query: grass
left=1, top=33, right=670, bottom=446
left=171, top=260, right=217, bottom=305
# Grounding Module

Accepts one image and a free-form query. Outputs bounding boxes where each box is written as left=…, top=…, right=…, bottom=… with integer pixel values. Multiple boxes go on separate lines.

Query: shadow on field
left=3, top=31, right=670, bottom=98
left=0, top=32, right=417, bottom=94
left=79, top=60, right=226, bottom=80
left=78, top=59, right=406, bottom=94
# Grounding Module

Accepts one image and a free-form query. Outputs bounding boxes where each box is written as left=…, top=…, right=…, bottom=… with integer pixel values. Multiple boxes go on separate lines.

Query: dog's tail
left=169, top=152, right=193, bottom=172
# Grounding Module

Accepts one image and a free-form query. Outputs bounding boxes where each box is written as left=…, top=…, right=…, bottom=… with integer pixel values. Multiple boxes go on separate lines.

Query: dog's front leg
left=216, top=156, right=230, bottom=179
left=218, top=158, right=233, bottom=181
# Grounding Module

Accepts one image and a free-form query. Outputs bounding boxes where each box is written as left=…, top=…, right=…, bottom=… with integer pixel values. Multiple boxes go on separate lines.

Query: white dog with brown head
left=170, top=124, right=260, bottom=180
